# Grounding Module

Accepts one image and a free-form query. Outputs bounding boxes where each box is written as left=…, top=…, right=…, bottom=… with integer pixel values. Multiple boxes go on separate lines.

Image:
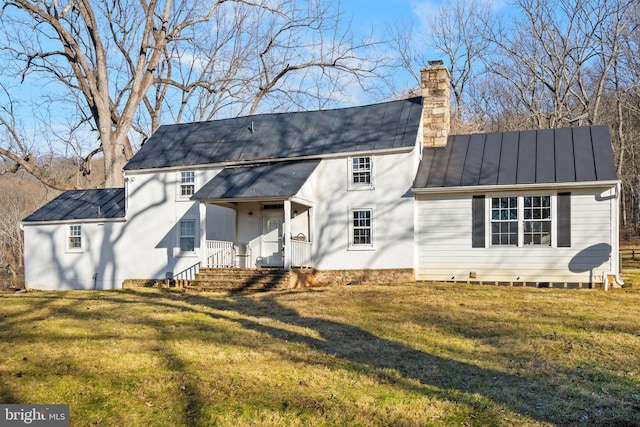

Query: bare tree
left=479, top=0, right=635, bottom=130
left=0, top=0, right=385, bottom=189
left=387, top=0, right=491, bottom=133
left=428, top=0, right=491, bottom=122
left=0, top=171, right=51, bottom=287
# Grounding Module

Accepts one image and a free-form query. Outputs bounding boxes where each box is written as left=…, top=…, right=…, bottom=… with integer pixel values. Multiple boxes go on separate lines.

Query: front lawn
left=1, top=283, right=639, bottom=426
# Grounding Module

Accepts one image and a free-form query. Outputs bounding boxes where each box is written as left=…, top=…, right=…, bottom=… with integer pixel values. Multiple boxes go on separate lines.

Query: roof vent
left=428, top=59, right=444, bottom=66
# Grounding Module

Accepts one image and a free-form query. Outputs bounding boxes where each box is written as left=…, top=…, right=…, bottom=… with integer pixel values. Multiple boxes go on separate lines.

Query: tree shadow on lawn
left=123, top=289, right=640, bottom=427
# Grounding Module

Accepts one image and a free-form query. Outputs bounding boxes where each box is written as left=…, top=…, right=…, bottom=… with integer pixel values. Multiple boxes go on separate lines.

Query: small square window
left=180, top=171, right=195, bottom=197
left=68, top=225, right=82, bottom=250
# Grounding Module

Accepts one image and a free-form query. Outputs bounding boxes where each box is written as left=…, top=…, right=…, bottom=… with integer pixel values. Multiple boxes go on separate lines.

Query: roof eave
left=124, top=146, right=415, bottom=175
left=412, top=180, right=620, bottom=195
left=21, top=217, right=127, bottom=226
left=191, top=196, right=293, bottom=205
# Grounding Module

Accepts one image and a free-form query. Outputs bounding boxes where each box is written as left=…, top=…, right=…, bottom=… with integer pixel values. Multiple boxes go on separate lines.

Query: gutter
left=412, top=180, right=621, bottom=195
left=21, top=217, right=127, bottom=227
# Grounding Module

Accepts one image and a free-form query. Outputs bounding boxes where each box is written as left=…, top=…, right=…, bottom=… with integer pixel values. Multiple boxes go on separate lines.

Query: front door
left=262, top=209, right=284, bottom=267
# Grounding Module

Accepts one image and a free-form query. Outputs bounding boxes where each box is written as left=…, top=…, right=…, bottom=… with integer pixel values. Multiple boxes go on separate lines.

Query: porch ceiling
left=191, top=160, right=320, bottom=203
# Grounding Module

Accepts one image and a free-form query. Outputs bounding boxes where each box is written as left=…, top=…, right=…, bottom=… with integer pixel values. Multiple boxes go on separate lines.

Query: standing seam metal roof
left=124, top=97, right=423, bottom=171
left=413, top=125, right=618, bottom=189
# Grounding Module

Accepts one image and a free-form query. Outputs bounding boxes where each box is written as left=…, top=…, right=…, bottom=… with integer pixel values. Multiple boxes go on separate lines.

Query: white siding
left=23, top=221, right=126, bottom=290
left=309, top=148, right=418, bottom=270
left=23, top=167, right=236, bottom=290
left=415, top=187, right=617, bottom=284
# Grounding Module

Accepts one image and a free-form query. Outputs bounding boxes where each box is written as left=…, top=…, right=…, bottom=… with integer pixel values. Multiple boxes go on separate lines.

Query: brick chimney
left=421, top=61, right=450, bottom=147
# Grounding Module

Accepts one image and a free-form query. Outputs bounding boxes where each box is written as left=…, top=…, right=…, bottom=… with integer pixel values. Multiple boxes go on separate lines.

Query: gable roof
left=191, top=160, right=320, bottom=202
left=23, top=188, right=125, bottom=222
left=413, top=125, right=618, bottom=190
left=124, top=97, right=423, bottom=171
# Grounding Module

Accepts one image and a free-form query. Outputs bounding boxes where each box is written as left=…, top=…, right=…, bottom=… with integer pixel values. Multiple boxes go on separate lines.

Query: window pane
left=523, top=220, right=551, bottom=245
left=353, top=157, right=370, bottom=171
left=353, top=229, right=371, bottom=245
left=492, top=197, right=517, bottom=220
left=181, top=171, right=194, bottom=183
left=524, top=196, right=551, bottom=219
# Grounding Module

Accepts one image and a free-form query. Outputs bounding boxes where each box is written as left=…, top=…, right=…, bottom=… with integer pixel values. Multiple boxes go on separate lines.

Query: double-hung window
left=179, top=220, right=196, bottom=252
left=491, top=197, right=518, bottom=245
left=523, top=196, right=551, bottom=245
left=180, top=171, right=195, bottom=198
left=349, top=156, right=373, bottom=189
left=68, top=225, right=82, bottom=251
left=350, top=208, right=373, bottom=248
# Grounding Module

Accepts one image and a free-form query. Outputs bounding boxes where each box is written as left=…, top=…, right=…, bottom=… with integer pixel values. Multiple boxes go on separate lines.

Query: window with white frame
left=523, top=196, right=552, bottom=245
left=491, top=197, right=518, bottom=245
left=351, top=209, right=373, bottom=247
left=179, top=220, right=196, bottom=252
left=349, top=156, right=373, bottom=189
left=490, top=195, right=551, bottom=246
left=180, top=171, right=195, bottom=197
left=68, top=225, right=82, bottom=250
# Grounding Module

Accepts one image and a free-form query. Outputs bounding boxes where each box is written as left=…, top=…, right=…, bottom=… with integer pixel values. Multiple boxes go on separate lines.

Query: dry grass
left=1, top=283, right=640, bottom=426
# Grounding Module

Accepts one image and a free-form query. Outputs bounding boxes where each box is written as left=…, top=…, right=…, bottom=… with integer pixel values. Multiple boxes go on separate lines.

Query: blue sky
left=346, top=0, right=422, bottom=30
left=2, top=0, right=439, bottom=154
left=340, top=0, right=441, bottom=101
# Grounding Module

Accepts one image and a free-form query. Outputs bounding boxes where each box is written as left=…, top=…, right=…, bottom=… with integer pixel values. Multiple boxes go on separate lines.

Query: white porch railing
left=291, top=239, right=312, bottom=267
left=207, top=240, right=311, bottom=268
left=206, top=241, right=251, bottom=268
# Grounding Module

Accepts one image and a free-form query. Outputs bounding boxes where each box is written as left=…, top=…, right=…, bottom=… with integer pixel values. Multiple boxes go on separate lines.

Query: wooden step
left=184, top=268, right=291, bottom=292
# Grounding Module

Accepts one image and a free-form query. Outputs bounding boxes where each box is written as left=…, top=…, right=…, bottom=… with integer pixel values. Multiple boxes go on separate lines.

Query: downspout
left=605, top=182, right=624, bottom=289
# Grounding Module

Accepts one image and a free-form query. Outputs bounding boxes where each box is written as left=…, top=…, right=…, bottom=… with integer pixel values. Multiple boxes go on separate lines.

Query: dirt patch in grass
left=1, top=284, right=639, bottom=426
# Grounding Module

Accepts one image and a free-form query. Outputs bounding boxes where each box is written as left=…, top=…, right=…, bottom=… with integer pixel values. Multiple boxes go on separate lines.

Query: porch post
left=283, top=200, right=292, bottom=269
left=199, top=202, right=207, bottom=268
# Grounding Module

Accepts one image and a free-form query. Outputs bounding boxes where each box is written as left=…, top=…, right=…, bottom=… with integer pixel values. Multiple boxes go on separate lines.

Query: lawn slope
left=1, top=283, right=639, bottom=426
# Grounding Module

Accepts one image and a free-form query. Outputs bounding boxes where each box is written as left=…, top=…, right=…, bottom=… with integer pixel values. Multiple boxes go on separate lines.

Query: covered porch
left=191, top=161, right=318, bottom=270
left=202, top=199, right=313, bottom=269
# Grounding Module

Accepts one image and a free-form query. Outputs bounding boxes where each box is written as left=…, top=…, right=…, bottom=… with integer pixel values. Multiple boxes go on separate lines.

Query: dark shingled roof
left=191, top=161, right=320, bottom=202
left=413, top=125, right=618, bottom=189
left=23, top=188, right=125, bottom=222
left=124, top=97, right=423, bottom=171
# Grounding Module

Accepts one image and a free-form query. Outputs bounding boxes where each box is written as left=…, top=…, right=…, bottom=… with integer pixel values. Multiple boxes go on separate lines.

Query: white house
left=22, top=64, right=622, bottom=290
